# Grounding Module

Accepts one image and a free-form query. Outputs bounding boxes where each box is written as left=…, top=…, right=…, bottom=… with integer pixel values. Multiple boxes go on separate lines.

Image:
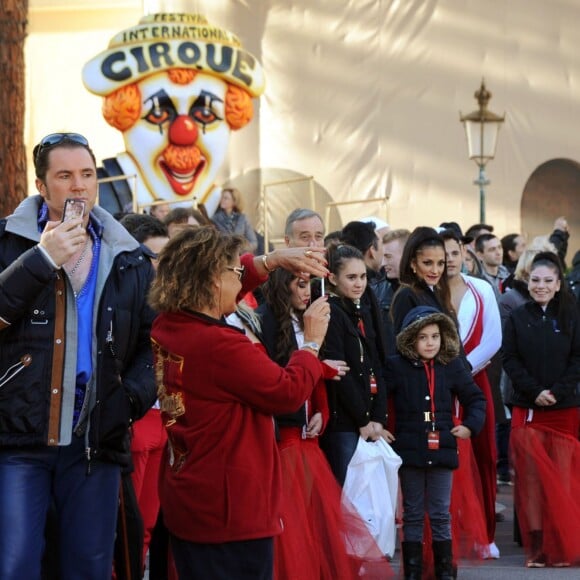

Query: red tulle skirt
left=450, top=437, right=488, bottom=559
left=274, top=427, right=393, bottom=580
left=510, top=406, right=580, bottom=567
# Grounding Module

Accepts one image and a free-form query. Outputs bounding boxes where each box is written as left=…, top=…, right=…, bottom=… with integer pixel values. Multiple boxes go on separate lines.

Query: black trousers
left=170, top=535, right=274, bottom=580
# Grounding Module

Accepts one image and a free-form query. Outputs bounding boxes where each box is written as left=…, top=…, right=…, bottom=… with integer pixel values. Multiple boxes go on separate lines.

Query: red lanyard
left=355, top=299, right=366, bottom=337
left=423, top=359, right=436, bottom=429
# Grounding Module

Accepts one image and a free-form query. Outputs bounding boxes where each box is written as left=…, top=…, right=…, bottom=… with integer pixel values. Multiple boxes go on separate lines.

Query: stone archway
left=521, top=158, right=580, bottom=264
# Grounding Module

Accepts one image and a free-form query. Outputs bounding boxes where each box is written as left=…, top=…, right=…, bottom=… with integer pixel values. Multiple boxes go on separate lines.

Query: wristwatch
left=301, top=341, right=320, bottom=355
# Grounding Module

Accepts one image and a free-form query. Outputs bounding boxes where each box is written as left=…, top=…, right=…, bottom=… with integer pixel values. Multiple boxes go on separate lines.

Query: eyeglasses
left=34, top=133, right=89, bottom=161
left=226, top=265, right=245, bottom=281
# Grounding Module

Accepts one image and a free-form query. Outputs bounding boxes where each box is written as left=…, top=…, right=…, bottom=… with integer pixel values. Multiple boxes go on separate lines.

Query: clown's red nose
left=168, top=115, right=199, bottom=146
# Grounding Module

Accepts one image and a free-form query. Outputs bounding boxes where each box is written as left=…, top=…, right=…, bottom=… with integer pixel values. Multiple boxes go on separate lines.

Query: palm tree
left=0, top=0, right=28, bottom=216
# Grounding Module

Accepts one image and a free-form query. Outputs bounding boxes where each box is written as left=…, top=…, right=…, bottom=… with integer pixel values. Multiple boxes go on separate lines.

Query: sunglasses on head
left=226, top=265, right=245, bottom=281
left=34, top=133, right=89, bottom=161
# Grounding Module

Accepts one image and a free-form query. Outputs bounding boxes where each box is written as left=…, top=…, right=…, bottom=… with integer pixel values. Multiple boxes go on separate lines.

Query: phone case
left=62, top=199, right=86, bottom=222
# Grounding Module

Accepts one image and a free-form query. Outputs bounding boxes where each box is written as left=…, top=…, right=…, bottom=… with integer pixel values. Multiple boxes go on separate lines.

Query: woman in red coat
left=149, top=226, right=330, bottom=580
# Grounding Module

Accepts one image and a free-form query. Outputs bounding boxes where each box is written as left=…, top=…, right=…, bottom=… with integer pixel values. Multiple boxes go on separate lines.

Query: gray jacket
left=0, top=196, right=156, bottom=465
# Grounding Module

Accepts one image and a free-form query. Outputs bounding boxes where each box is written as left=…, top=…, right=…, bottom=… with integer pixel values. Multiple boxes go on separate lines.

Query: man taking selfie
left=0, top=133, right=156, bottom=579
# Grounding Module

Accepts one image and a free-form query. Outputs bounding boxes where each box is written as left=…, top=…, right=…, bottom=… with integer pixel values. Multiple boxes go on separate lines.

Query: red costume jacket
left=151, top=304, right=324, bottom=544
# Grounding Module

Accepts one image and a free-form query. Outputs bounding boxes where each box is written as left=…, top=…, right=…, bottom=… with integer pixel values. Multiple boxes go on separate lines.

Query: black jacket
left=321, top=295, right=387, bottom=432
left=386, top=357, right=486, bottom=469
left=0, top=196, right=156, bottom=466
left=368, top=268, right=397, bottom=356
left=256, top=303, right=307, bottom=428
left=566, top=250, right=580, bottom=302
left=387, top=309, right=486, bottom=469
left=502, top=299, right=580, bottom=410
left=549, top=228, right=569, bottom=269
left=391, top=282, right=446, bottom=335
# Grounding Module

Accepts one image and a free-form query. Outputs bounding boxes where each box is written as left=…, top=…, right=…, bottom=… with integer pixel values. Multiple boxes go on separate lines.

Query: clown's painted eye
left=189, top=91, right=224, bottom=131
left=144, top=108, right=172, bottom=125
left=143, top=93, right=177, bottom=129
left=190, top=107, right=220, bottom=126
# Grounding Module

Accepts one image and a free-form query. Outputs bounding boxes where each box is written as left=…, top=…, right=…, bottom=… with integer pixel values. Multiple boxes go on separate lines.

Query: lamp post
left=460, top=80, right=505, bottom=223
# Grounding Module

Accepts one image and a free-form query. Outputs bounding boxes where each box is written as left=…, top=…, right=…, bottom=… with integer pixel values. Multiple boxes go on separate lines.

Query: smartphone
left=309, top=276, right=326, bottom=302
left=62, top=199, right=86, bottom=223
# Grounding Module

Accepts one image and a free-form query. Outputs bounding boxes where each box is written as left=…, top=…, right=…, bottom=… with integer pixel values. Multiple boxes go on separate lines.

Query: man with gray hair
left=284, top=208, right=325, bottom=248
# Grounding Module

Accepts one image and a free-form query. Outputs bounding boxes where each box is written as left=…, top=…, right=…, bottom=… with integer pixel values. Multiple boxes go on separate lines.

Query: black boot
left=527, top=530, right=546, bottom=568
left=433, top=540, right=455, bottom=580
left=402, top=541, right=422, bottom=580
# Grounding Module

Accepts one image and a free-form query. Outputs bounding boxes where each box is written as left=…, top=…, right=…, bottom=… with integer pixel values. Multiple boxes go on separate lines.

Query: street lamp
left=460, top=80, right=505, bottom=223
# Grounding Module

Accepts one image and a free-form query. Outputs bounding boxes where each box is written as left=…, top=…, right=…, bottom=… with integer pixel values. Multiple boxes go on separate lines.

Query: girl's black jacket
left=321, top=294, right=387, bottom=432
left=502, top=299, right=580, bottom=410
left=387, top=309, right=486, bottom=469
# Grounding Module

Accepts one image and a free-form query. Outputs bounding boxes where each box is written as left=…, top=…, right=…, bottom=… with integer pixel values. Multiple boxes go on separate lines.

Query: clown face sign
left=82, top=13, right=264, bottom=213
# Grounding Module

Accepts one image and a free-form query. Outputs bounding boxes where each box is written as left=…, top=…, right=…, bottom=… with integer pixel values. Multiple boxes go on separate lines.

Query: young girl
left=258, top=268, right=391, bottom=579
left=386, top=306, right=486, bottom=579
left=319, top=244, right=388, bottom=487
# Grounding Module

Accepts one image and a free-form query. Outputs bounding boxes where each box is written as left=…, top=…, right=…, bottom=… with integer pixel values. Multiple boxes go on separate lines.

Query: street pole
left=473, top=164, right=490, bottom=223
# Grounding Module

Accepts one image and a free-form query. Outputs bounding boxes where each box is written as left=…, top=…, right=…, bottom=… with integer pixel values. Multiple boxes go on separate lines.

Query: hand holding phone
left=62, top=199, right=86, bottom=223
left=310, top=276, right=326, bottom=302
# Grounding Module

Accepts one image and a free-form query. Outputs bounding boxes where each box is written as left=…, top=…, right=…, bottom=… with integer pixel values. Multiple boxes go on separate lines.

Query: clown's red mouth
left=160, top=158, right=206, bottom=196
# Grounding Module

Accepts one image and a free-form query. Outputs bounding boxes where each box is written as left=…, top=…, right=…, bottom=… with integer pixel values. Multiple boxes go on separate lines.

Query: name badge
left=427, top=430, right=440, bottom=450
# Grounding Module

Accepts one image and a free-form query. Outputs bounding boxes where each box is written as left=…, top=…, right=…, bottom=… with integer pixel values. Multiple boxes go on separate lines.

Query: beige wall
left=26, top=1, right=580, bottom=252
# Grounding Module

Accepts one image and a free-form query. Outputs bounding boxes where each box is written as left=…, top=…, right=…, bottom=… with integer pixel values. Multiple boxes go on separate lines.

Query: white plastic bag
left=342, top=436, right=402, bottom=558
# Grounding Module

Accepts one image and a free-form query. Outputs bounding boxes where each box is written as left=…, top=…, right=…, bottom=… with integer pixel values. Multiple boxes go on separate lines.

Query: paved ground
left=389, top=482, right=578, bottom=578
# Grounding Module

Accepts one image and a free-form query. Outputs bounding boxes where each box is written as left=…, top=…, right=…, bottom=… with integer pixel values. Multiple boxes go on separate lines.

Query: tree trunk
left=0, top=0, right=28, bottom=217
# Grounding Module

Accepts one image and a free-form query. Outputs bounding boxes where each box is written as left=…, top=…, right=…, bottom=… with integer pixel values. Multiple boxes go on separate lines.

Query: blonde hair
left=382, top=228, right=411, bottom=245
left=514, top=237, right=557, bottom=282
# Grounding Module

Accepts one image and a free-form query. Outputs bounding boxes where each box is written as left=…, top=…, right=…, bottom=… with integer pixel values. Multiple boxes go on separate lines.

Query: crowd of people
left=0, top=131, right=579, bottom=580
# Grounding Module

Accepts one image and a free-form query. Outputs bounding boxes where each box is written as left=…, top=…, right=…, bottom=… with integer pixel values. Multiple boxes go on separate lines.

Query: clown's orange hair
left=102, top=84, right=142, bottom=132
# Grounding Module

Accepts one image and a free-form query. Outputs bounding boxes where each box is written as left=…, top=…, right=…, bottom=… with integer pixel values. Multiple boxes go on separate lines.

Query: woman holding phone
left=258, top=268, right=390, bottom=579
left=149, top=227, right=332, bottom=579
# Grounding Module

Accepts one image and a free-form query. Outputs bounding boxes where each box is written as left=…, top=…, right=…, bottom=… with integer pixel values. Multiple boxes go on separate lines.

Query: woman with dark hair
left=319, top=243, right=388, bottom=487
left=149, top=226, right=332, bottom=579
left=501, top=233, right=526, bottom=274
left=258, top=269, right=390, bottom=579
left=163, top=206, right=212, bottom=238
left=259, top=270, right=332, bottom=444
left=391, top=227, right=454, bottom=334
left=502, top=251, right=580, bottom=568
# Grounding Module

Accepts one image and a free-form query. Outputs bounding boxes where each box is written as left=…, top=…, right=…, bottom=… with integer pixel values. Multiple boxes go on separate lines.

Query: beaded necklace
left=65, top=237, right=90, bottom=277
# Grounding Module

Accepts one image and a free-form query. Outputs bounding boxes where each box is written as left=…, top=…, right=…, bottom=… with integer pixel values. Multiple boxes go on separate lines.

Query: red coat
left=151, top=308, right=323, bottom=543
